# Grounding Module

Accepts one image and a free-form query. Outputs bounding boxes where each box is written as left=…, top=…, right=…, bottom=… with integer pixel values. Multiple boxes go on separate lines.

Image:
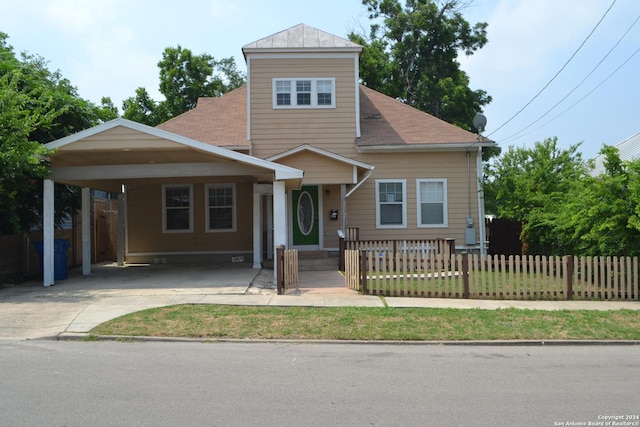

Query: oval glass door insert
left=297, top=191, right=314, bottom=236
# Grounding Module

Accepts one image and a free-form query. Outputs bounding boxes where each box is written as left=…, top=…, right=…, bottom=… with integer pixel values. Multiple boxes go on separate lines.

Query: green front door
left=292, top=186, right=319, bottom=246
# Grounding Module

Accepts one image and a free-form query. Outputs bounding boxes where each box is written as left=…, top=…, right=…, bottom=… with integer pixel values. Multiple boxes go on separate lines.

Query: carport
left=41, top=118, right=303, bottom=287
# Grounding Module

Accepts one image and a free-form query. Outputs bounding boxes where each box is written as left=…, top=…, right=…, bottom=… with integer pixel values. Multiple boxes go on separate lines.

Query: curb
left=52, top=333, right=640, bottom=346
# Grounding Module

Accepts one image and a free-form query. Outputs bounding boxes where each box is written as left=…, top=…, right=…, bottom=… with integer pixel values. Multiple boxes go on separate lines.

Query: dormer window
left=272, top=78, right=335, bottom=109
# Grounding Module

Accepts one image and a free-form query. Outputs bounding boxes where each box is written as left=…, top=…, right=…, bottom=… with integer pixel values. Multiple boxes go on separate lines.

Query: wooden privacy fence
left=345, top=250, right=640, bottom=301
left=276, top=246, right=298, bottom=294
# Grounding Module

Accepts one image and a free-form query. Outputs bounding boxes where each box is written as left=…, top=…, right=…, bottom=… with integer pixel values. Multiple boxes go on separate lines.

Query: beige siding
left=275, top=151, right=354, bottom=184
left=321, top=184, right=343, bottom=249
left=345, top=151, right=481, bottom=247
left=127, top=181, right=253, bottom=254
left=249, top=58, right=357, bottom=158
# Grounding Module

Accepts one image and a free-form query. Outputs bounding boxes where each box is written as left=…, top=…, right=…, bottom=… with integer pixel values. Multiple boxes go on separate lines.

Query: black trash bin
left=33, top=239, right=70, bottom=280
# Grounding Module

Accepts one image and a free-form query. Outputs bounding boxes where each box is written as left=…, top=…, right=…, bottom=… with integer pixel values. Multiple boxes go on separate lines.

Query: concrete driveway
left=0, top=262, right=264, bottom=340
left=0, top=262, right=368, bottom=340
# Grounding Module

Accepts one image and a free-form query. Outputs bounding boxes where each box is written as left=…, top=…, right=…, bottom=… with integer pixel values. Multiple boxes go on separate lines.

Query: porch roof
left=45, top=118, right=303, bottom=192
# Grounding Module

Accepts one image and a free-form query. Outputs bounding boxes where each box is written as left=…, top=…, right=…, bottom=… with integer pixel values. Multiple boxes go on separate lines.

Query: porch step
left=298, top=251, right=339, bottom=271
left=262, top=251, right=339, bottom=271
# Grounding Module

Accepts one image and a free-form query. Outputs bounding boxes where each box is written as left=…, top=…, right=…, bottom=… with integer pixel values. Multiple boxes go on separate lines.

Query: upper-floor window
left=273, top=78, right=335, bottom=109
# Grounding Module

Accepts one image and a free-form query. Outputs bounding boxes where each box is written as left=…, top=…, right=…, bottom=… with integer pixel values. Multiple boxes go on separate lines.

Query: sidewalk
left=1, top=265, right=638, bottom=340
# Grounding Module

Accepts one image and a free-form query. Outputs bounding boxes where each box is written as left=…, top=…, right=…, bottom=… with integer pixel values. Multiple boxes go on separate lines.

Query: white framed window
left=205, top=183, right=236, bottom=232
left=417, top=179, right=448, bottom=227
left=162, top=184, right=193, bottom=233
left=272, top=78, right=335, bottom=108
left=375, top=179, right=407, bottom=228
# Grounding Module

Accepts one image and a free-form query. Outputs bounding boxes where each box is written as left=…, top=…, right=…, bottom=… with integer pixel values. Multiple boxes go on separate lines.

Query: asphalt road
left=1, top=341, right=638, bottom=426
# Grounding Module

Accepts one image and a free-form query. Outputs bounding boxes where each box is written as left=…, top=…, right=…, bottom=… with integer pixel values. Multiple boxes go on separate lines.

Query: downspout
left=343, top=169, right=374, bottom=233
left=345, top=169, right=373, bottom=199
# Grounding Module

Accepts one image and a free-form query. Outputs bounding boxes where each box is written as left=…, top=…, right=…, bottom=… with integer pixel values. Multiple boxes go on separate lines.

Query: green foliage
left=485, top=138, right=588, bottom=255
left=352, top=0, right=491, bottom=129
left=0, top=32, right=106, bottom=234
left=123, top=45, right=246, bottom=125
left=486, top=138, right=640, bottom=257
left=557, top=147, right=640, bottom=256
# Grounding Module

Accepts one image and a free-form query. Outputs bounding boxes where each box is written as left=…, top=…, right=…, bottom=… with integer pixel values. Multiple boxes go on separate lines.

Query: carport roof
left=45, top=118, right=303, bottom=184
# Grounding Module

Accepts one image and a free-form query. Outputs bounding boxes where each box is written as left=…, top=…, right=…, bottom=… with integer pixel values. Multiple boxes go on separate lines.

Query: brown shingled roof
left=157, top=86, right=249, bottom=148
left=156, top=84, right=488, bottom=149
left=358, top=85, right=480, bottom=146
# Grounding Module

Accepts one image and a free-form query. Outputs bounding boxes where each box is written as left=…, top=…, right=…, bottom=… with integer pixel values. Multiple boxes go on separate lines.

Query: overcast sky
left=1, top=0, right=638, bottom=159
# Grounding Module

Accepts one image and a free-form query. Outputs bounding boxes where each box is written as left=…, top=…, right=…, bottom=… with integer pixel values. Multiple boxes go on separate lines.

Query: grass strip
left=90, top=305, right=640, bottom=341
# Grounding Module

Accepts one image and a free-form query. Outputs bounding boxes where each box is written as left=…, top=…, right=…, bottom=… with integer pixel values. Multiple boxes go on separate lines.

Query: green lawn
left=90, top=305, right=640, bottom=341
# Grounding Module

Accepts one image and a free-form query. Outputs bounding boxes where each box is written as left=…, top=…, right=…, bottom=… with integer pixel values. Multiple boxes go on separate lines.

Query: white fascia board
left=51, top=162, right=269, bottom=181
left=243, top=51, right=361, bottom=60
left=357, top=142, right=496, bottom=153
left=267, top=144, right=374, bottom=170
left=46, top=118, right=302, bottom=180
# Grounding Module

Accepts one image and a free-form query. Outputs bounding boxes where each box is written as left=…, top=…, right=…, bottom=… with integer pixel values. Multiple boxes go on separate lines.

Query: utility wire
left=500, top=44, right=640, bottom=145
left=498, top=13, right=640, bottom=143
left=487, top=0, right=618, bottom=137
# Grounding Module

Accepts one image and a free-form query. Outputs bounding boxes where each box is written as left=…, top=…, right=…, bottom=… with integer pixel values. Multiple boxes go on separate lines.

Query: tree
left=352, top=0, right=491, bottom=129
left=0, top=32, right=108, bottom=234
left=122, top=87, right=170, bottom=127
left=485, top=138, right=588, bottom=255
left=123, top=46, right=246, bottom=125
left=556, top=146, right=640, bottom=256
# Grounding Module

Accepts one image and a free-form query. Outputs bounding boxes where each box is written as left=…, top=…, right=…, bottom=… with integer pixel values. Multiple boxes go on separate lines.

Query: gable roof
left=154, top=84, right=494, bottom=152
left=357, top=86, right=489, bottom=150
left=591, top=130, right=640, bottom=176
left=267, top=144, right=374, bottom=170
left=242, top=23, right=362, bottom=55
left=45, top=118, right=302, bottom=182
left=157, top=86, right=249, bottom=149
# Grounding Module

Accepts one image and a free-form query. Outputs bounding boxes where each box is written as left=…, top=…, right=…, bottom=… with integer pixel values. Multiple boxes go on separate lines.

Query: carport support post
left=43, top=179, right=55, bottom=287
left=117, top=192, right=125, bottom=266
left=272, top=180, right=287, bottom=285
left=252, top=184, right=261, bottom=269
left=81, top=187, right=91, bottom=275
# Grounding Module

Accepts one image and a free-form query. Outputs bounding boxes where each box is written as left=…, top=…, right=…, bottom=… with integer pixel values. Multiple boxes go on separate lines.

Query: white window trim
left=205, top=183, right=237, bottom=233
left=272, top=78, right=336, bottom=109
left=375, top=179, right=407, bottom=229
left=416, top=179, right=448, bottom=228
left=162, top=184, right=193, bottom=233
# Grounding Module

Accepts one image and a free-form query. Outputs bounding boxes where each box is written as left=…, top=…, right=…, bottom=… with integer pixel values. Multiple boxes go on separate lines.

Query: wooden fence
left=345, top=250, right=640, bottom=301
left=339, top=226, right=455, bottom=270
left=276, top=246, right=299, bottom=294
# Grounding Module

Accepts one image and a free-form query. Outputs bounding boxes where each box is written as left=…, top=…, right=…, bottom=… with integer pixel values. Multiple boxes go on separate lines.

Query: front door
left=292, top=185, right=319, bottom=246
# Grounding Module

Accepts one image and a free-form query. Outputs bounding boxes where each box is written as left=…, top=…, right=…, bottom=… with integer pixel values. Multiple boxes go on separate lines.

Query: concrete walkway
left=1, top=263, right=638, bottom=340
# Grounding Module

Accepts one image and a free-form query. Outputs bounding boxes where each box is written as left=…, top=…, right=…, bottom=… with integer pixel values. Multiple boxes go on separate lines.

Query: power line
left=500, top=44, right=640, bottom=145
left=487, top=0, right=618, bottom=137
left=498, top=12, right=640, bottom=143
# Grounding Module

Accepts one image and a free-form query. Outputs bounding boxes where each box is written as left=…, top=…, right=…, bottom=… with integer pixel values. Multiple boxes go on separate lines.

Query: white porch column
left=272, top=180, right=287, bottom=284
left=117, top=192, right=125, bottom=266
left=266, top=196, right=273, bottom=260
left=43, top=179, right=55, bottom=287
left=81, top=187, right=91, bottom=275
left=252, top=183, right=262, bottom=269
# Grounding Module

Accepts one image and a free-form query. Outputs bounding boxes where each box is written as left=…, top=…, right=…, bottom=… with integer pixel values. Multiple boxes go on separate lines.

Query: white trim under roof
left=45, top=118, right=303, bottom=182
left=267, top=144, right=375, bottom=170
left=357, top=142, right=496, bottom=153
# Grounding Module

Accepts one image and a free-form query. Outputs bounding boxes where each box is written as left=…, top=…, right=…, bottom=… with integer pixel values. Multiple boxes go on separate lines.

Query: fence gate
left=277, top=247, right=299, bottom=294
left=344, top=249, right=360, bottom=290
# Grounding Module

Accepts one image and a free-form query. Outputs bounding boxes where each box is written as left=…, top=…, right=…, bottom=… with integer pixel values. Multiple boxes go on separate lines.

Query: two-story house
left=40, top=24, right=494, bottom=286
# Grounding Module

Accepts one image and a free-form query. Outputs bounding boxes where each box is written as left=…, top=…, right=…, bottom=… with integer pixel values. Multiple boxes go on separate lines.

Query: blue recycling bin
left=33, top=239, right=70, bottom=280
